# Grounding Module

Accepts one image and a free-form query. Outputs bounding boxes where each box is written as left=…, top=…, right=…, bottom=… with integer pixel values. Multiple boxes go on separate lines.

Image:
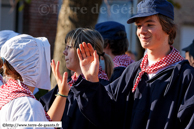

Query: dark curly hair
left=104, top=31, right=129, bottom=55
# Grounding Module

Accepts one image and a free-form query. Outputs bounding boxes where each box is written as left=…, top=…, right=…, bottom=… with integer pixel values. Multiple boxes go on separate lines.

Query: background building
left=1, top=0, right=192, bottom=59
left=0, top=0, right=59, bottom=58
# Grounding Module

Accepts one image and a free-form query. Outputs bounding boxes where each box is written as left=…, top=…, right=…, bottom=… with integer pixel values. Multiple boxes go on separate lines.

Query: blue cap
left=127, top=0, right=174, bottom=24
left=182, top=40, right=194, bottom=58
left=95, top=21, right=127, bottom=40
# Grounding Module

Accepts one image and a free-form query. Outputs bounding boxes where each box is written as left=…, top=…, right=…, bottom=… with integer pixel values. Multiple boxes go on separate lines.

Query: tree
left=9, top=0, right=31, bottom=11
left=50, top=0, right=102, bottom=88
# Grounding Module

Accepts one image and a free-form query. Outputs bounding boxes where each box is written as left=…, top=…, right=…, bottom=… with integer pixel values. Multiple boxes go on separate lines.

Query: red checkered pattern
left=68, top=72, right=78, bottom=87
left=98, top=65, right=109, bottom=80
left=0, top=79, right=51, bottom=121
left=113, top=54, right=134, bottom=68
left=68, top=66, right=109, bottom=87
left=132, top=47, right=185, bottom=92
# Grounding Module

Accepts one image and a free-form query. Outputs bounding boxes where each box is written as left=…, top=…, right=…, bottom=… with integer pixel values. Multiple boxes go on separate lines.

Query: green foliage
left=17, top=0, right=31, bottom=12
left=35, top=89, right=48, bottom=100
left=167, top=0, right=181, bottom=9
left=24, top=0, right=31, bottom=4
left=18, top=4, right=24, bottom=11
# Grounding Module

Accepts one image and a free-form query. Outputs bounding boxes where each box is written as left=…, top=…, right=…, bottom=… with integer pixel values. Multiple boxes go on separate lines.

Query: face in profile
left=63, top=44, right=80, bottom=71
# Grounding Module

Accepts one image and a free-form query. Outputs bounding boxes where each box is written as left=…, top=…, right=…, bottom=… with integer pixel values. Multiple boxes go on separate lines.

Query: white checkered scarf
left=68, top=66, right=109, bottom=87
left=132, top=47, right=185, bottom=92
left=0, top=79, right=51, bottom=121
left=113, top=54, right=134, bottom=68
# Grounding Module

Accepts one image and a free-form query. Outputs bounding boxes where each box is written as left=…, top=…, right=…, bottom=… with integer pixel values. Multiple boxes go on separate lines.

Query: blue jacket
left=39, top=78, right=109, bottom=129
left=70, top=60, right=194, bottom=129
left=109, top=66, right=126, bottom=83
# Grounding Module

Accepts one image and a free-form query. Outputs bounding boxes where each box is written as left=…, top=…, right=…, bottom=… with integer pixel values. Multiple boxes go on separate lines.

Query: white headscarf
left=0, top=30, right=19, bottom=56
left=1, top=34, right=51, bottom=90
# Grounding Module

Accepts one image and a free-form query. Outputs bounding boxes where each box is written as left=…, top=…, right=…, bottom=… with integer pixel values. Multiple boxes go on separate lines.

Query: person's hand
left=77, top=42, right=99, bottom=82
left=51, top=60, right=69, bottom=95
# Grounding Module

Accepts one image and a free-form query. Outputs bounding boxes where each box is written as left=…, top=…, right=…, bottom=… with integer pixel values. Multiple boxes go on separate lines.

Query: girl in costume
left=0, top=34, right=68, bottom=127
left=40, top=28, right=114, bottom=129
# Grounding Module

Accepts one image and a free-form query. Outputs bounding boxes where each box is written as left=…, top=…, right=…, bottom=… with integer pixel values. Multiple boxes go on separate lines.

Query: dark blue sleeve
left=71, top=61, right=140, bottom=128
left=39, top=78, right=71, bottom=112
left=39, top=85, right=59, bottom=112
left=177, top=67, right=194, bottom=128
left=70, top=77, right=112, bottom=128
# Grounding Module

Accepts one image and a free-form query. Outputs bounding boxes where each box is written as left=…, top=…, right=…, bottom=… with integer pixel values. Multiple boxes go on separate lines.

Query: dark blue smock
left=39, top=78, right=109, bottom=129
left=71, top=60, right=194, bottom=129
left=109, top=67, right=126, bottom=83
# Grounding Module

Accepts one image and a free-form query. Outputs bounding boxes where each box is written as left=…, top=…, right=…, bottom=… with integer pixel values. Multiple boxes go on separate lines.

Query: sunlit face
left=135, top=15, right=169, bottom=50
left=63, top=44, right=80, bottom=71
left=185, top=52, right=190, bottom=61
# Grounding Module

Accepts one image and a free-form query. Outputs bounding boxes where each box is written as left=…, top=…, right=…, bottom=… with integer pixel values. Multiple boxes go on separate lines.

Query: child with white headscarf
left=0, top=30, right=19, bottom=86
left=0, top=30, right=39, bottom=94
left=0, top=34, right=68, bottom=127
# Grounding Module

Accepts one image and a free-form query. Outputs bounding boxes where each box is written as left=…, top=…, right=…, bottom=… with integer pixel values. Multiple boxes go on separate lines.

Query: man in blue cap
left=95, top=21, right=134, bottom=82
left=182, top=40, right=194, bottom=67
left=53, top=0, right=194, bottom=129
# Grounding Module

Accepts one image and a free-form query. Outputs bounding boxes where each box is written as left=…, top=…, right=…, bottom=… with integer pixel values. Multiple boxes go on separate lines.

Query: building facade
left=0, top=0, right=194, bottom=58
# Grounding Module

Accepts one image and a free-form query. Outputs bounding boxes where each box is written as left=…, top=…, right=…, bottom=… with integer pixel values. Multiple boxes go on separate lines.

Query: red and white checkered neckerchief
left=132, top=47, right=185, bottom=93
left=0, top=79, right=51, bottom=121
left=68, top=66, right=109, bottom=87
left=113, top=54, right=134, bottom=68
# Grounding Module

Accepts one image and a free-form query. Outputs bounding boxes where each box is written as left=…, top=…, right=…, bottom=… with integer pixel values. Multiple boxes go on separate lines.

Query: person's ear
left=104, top=43, right=110, bottom=49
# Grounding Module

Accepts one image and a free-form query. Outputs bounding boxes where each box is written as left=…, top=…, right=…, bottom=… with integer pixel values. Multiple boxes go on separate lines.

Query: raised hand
left=77, top=42, right=99, bottom=82
left=50, top=60, right=69, bottom=95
